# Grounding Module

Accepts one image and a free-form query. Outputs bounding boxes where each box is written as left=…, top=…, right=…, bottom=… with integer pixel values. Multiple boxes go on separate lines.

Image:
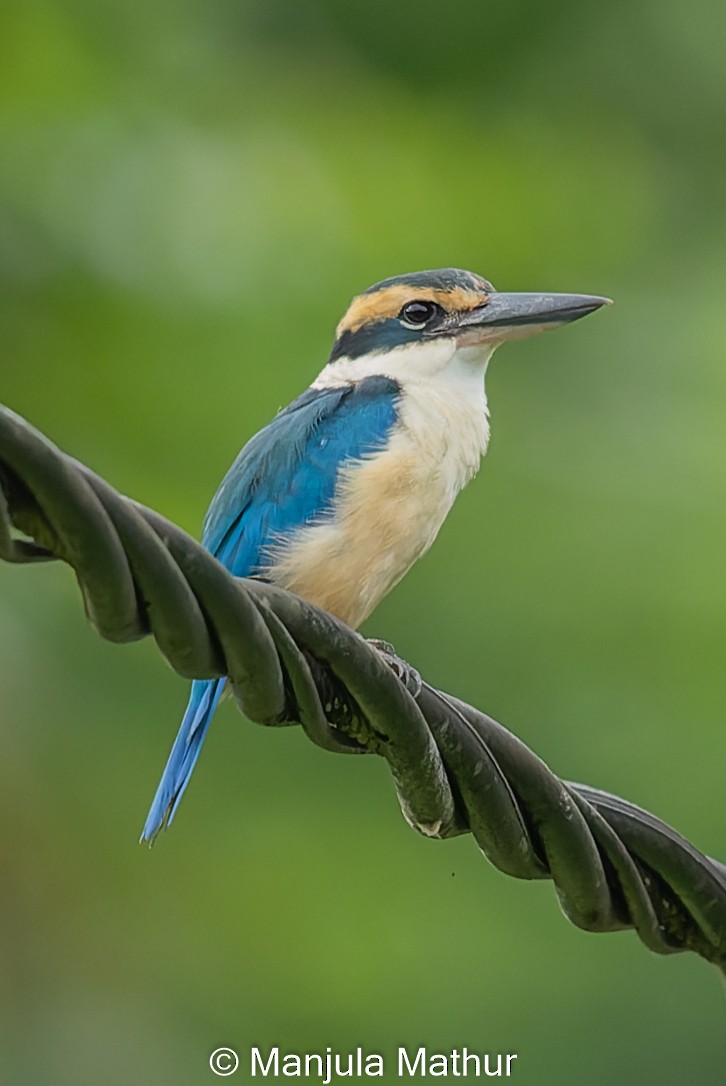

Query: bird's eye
left=399, top=300, right=440, bottom=327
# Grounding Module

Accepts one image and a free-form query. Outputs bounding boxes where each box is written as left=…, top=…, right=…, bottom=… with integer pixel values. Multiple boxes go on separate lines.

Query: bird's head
left=324, top=268, right=610, bottom=385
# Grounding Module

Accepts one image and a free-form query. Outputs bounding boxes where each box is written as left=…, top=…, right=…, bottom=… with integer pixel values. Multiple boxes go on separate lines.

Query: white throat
left=313, top=337, right=496, bottom=401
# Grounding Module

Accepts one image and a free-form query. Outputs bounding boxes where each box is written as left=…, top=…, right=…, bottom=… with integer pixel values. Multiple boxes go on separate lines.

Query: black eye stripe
left=399, top=300, right=440, bottom=327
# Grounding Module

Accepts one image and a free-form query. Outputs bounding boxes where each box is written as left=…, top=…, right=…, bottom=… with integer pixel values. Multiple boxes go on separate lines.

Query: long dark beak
left=455, top=291, right=611, bottom=342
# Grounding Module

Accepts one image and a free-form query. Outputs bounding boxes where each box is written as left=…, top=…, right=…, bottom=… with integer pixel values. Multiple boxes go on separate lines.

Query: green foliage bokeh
left=1, top=1, right=725, bottom=1082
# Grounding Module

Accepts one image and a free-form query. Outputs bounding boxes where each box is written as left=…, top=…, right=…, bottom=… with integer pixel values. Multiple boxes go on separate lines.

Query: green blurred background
left=2, top=0, right=726, bottom=1082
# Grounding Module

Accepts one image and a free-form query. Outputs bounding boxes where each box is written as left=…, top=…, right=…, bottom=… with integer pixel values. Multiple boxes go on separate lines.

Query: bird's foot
left=366, top=638, right=422, bottom=700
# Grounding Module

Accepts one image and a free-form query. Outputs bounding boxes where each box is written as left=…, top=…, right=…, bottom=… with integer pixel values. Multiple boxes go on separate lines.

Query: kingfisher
left=141, top=268, right=609, bottom=842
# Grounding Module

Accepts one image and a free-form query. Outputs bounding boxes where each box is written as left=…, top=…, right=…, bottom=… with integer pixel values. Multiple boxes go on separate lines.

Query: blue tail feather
left=140, top=677, right=226, bottom=843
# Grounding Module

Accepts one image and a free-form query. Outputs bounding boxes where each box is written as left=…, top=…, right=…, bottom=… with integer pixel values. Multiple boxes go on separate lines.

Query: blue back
left=140, top=374, right=401, bottom=842
left=202, top=375, right=401, bottom=578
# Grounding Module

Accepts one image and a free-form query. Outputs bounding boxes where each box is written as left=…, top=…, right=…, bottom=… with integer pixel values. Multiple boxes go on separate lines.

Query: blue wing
left=141, top=376, right=400, bottom=842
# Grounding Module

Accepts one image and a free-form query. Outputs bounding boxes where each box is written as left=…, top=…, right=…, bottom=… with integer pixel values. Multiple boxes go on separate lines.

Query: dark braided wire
left=1, top=404, right=724, bottom=971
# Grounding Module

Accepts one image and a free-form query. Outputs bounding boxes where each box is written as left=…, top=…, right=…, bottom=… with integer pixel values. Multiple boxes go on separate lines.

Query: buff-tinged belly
left=265, top=412, right=485, bottom=627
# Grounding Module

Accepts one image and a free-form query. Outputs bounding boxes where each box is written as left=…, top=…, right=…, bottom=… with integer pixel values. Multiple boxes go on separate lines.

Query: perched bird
left=141, top=268, right=609, bottom=842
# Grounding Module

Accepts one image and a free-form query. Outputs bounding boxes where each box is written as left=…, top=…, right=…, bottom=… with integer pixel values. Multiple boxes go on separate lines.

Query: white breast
left=265, top=346, right=491, bottom=628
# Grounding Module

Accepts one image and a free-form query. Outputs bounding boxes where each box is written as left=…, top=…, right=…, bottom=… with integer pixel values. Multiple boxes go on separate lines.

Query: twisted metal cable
left=1, top=404, right=725, bottom=971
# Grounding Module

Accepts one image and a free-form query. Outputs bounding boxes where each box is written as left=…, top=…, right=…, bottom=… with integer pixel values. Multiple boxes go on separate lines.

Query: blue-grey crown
left=363, top=268, right=493, bottom=296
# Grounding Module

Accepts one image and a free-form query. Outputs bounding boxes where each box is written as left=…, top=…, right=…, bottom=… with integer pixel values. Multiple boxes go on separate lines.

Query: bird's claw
left=366, top=638, right=423, bottom=699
